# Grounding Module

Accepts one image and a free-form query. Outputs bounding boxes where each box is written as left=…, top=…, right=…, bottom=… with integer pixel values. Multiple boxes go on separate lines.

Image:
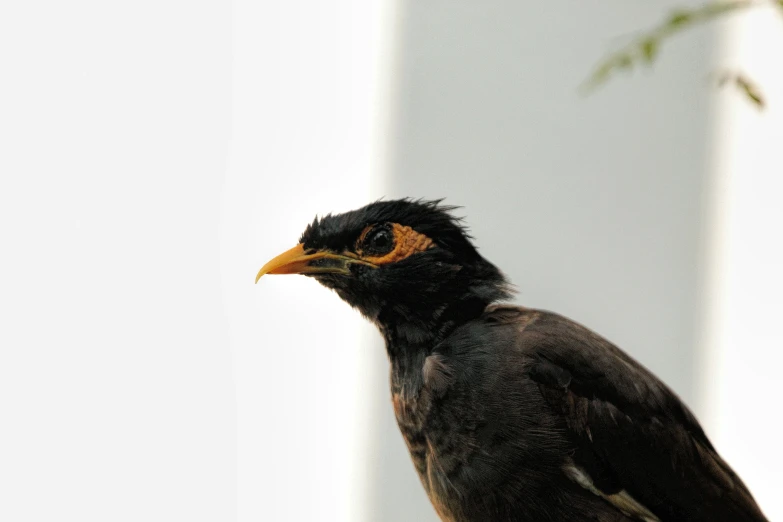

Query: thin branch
left=717, top=71, right=766, bottom=107
left=582, top=0, right=772, bottom=106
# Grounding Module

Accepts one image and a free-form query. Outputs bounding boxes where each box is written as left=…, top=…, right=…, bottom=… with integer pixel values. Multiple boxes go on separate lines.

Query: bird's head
left=256, top=199, right=512, bottom=346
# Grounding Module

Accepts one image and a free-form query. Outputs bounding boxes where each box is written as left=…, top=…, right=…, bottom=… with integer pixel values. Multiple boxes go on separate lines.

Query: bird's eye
left=363, top=225, right=395, bottom=255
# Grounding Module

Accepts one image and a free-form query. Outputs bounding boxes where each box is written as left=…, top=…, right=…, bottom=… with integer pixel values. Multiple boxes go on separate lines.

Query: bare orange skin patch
left=357, top=223, right=434, bottom=265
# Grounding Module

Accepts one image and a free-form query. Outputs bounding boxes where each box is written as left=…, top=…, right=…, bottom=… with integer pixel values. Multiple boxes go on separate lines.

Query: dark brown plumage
left=256, top=199, right=767, bottom=521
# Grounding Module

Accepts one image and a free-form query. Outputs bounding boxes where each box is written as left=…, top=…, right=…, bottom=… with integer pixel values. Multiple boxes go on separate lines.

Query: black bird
left=256, top=199, right=767, bottom=522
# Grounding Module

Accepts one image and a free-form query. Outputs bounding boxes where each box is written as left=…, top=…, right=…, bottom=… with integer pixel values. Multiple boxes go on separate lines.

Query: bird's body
left=389, top=306, right=622, bottom=522
left=256, top=199, right=767, bottom=521
left=387, top=305, right=761, bottom=521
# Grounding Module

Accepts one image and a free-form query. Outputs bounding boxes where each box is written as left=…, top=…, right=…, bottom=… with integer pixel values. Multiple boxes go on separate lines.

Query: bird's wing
left=500, top=307, right=767, bottom=522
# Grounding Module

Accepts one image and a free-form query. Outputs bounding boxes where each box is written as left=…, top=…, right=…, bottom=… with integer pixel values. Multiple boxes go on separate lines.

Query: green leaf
left=667, top=10, right=693, bottom=28
left=583, top=62, right=616, bottom=91
left=582, top=53, right=639, bottom=92
left=640, top=38, right=659, bottom=64
left=616, top=53, right=634, bottom=70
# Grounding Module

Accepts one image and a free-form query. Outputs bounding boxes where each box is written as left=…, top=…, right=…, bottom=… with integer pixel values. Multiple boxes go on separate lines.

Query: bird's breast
left=391, top=353, right=457, bottom=466
left=391, top=388, right=431, bottom=475
left=390, top=354, right=469, bottom=520
left=392, top=387, right=461, bottom=521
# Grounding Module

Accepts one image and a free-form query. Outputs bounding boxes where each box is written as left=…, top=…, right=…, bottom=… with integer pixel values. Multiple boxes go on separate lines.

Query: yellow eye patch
left=357, top=223, right=435, bottom=265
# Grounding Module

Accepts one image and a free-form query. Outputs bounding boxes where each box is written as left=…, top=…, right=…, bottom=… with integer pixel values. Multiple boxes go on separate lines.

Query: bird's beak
left=255, top=244, right=374, bottom=283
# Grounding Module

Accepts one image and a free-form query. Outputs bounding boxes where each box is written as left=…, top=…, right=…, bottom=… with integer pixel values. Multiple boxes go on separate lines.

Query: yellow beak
left=255, top=244, right=375, bottom=283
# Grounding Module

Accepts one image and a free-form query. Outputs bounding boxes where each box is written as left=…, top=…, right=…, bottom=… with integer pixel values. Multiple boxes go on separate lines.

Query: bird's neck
left=377, top=294, right=491, bottom=361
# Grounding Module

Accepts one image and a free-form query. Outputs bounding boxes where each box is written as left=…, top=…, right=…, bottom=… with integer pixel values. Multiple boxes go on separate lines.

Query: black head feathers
left=300, top=198, right=483, bottom=263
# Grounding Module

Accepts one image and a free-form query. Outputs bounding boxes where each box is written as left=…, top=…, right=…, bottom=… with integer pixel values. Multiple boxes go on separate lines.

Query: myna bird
left=256, top=199, right=767, bottom=522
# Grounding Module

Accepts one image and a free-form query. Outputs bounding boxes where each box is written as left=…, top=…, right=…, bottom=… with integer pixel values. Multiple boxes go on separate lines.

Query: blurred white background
left=1, top=1, right=781, bottom=521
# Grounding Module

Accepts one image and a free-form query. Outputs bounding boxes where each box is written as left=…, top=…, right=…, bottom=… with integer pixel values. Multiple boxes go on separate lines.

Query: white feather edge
left=563, top=461, right=660, bottom=522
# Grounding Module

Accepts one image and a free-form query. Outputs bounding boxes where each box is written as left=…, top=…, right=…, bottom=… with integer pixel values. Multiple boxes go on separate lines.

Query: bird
left=255, top=198, right=767, bottom=522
